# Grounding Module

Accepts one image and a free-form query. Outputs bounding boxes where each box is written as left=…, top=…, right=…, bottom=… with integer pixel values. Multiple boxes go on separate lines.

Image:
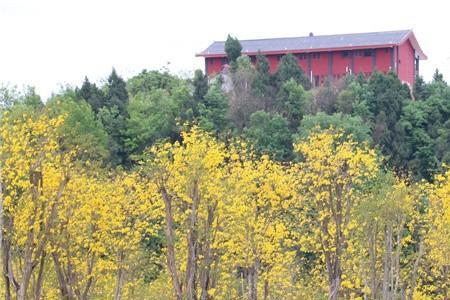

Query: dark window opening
left=221, top=57, right=228, bottom=65
left=209, top=59, right=215, bottom=65
left=342, top=51, right=349, bottom=58
left=363, top=50, right=372, bottom=57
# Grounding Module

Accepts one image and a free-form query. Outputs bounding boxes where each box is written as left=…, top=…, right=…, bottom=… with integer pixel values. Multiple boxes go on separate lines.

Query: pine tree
left=77, top=76, right=105, bottom=113
left=275, top=54, right=311, bottom=90
left=105, top=68, right=129, bottom=115
left=192, top=69, right=208, bottom=103
left=224, top=34, right=242, bottom=67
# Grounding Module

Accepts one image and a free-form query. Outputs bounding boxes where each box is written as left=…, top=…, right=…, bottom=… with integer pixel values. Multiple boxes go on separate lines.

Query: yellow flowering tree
left=145, top=127, right=228, bottom=300
left=50, top=170, right=157, bottom=300
left=292, top=129, right=378, bottom=300
left=0, top=111, right=72, bottom=300
left=424, top=169, right=450, bottom=298
left=218, top=153, right=295, bottom=300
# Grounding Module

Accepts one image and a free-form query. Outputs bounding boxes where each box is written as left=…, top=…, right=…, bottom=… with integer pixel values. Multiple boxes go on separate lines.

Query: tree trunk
left=248, top=259, right=259, bottom=300
left=81, top=256, right=96, bottom=300
left=114, top=251, right=126, bottom=300
left=368, top=223, right=378, bottom=299
left=200, top=204, right=216, bottom=300
left=407, top=240, right=424, bottom=300
left=160, top=185, right=183, bottom=300
left=53, top=252, right=74, bottom=300
left=329, top=260, right=341, bottom=300
left=0, top=179, right=14, bottom=300
left=186, top=180, right=200, bottom=300
left=263, top=279, right=269, bottom=300
left=383, top=224, right=393, bottom=300
left=34, top=252, right=46, bottom=300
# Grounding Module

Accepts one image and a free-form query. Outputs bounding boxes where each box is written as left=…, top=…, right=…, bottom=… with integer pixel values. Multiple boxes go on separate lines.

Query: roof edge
left=196, top=44, right=399, bottom=58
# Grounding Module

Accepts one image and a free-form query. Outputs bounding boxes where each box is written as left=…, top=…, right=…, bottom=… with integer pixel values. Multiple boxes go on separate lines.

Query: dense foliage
left=1, top=40, right=450, bottom=299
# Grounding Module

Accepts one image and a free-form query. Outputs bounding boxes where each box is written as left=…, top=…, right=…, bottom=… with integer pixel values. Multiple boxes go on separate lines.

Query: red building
left=196, top=30, right=427, bottom=87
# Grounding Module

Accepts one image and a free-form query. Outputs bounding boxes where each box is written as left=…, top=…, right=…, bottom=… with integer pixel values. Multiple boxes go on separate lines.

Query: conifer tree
left=224, top=34, right=242, bottom=67
left=275, top=54, right=311, bottom=89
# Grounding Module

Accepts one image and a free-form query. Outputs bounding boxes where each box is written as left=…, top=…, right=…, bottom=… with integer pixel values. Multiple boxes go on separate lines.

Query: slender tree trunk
left=383, top=224, right=393, bottom=300
left=81, top=256, right=96, bottom=300
left=407, top=240, right=424, bottom=300
left=186, top=180, right=200, bottom=300
left=53, top=252, right=74, bottom=300
left=114, top=251, right=126, bottom=300
left=329, top=258, right=341, bottom=300
left=248, top=259, right=259, bottom=300
left=0, top=178, right=13, bottom=300
left=263, top=279, right=269, bottom=300
left=200, top=204, right=216, bottom=300
left=34, top=252, right=46, bottom=300
left=160, top=185, right=183, bottom=300
left=368, top=223, right=378, bottom=299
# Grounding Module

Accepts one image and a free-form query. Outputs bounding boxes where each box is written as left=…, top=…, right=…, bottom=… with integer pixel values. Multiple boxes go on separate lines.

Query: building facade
left=197, top=30, right=427, bottom=87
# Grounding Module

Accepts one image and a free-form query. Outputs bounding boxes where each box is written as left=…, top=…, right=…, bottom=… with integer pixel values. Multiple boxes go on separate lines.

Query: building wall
left=398, top=40, right=415, bottom=87
left=267, top=55, right=280, bottom=73
left=353, top=50, right=373, bottom=76
left=205, top=57, right=224, bottom=75
left=203, top=44, right=416, bottom=86
left=375, top=48, right=391, bottom=74
left=311, top=52, right=329, bottom=85
left=333, top=51, right=352, bottom=78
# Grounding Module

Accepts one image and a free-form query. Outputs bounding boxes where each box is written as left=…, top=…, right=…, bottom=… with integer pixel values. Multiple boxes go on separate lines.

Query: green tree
left=366, top=72, right=410, bottom=169
left=127, top=69, right=181, bottom=97
left=46, top=91, right=109, bottom=162
left=244, top=111, right=293, bottom=161
left=275, top=54, right=311, bottom=89
left=224, top=34, right=242, bottom=67
left=198, top=84, right=229, bottom=133
left=192, top=69, right=208, bottom=102
left=76, top=76, right=105, bottom=113
left=105, top=68, right=129, bottom=115
left=125, top=89, right=180, bottom=156
left=413, top=75, right=427, bottom=100
left=98, top=105, right=128, bottom=166
left=252, top=53, right=275, bottom=110
left=297, top=112, right=371, bottom=144
left=276, top=79, right=307, bottom=131
left=432, top=69, right=445, bottom=84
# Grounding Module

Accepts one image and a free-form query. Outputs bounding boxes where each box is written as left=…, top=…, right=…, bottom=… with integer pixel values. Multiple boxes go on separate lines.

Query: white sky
left=0, top=0, right=448, bottom=99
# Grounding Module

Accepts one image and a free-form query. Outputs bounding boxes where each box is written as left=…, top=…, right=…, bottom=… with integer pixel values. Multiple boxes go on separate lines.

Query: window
left=221, top=57, right=228, bottom=65
left=342, top=51, right=349, bottom=58
left=209, top=58, right=215, bottom=65
left=250, top=56, right=256, bottom=63
left=363, top=50, right=372, bottom=57
left=297, top=53, right=307, bottom=60
left=312, top=53, right=321, bottom=59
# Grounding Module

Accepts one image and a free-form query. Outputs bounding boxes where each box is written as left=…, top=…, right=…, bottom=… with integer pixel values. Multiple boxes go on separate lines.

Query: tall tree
left=77, top=76, right=105, bottom=113
left=252, top=54, right=275, bottom=110
left=224, top=34, right=242, bottom=67
left=100, top=69, right=130, bottom=165
left=193, top=69, right=209, bottom=103
left=292, top=129, right=378, bottom=300
left=105, top=68, right=129, bottom=115
left=276, top=78, right=308, bottom=131
left=244, top=111, right=293, bottom=161
left=275, top=54, right=311, bottom=90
